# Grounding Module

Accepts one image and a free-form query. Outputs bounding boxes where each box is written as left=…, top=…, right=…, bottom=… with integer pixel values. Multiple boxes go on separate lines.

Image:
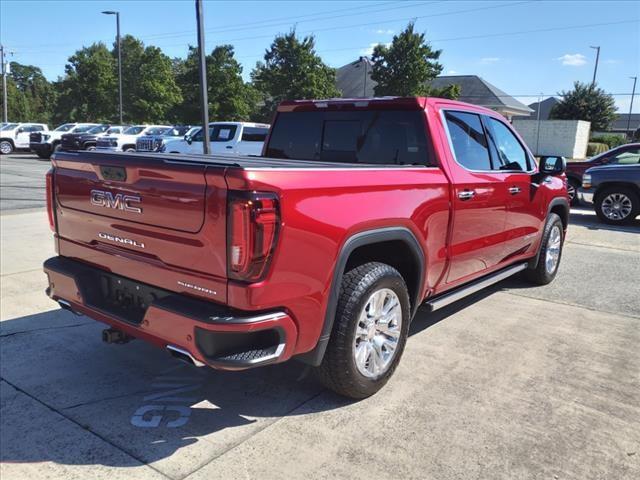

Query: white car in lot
left=161, top=122, right=270, bottom=156
left=96, top=125, right=172, bottom=152
left=29, top=123, right=100, bottom=158
left=0, top=123, right=49, bottom=154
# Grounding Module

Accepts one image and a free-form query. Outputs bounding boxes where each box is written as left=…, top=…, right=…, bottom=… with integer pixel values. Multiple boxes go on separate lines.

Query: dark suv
left=578, top=150, right=640, bottom=224
left=565, top=143, right=640, bottom=205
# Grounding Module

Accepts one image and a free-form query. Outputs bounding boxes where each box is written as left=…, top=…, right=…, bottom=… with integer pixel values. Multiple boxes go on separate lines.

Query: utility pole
left=362, top=56, right=368, bottom=97
left=627, top=76, right=637, bottom=139
left=196, top=0, right=210, bottom=154
left=590, top=46, right=600, bottom=87
left=535, top=93, right=542, bottom=156
left=1, top=45, right=8, bottom=123
left=102, top=11, right=123, bottom=124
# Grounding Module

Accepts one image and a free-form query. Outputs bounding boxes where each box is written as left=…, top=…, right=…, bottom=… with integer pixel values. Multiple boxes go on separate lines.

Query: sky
left=1, top=0, right=639, bottom=112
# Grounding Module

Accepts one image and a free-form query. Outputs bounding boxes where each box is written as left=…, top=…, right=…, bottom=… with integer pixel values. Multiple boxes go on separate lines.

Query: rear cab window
left=241, top=127, right=269, bottom=142
left=265, top=110, right=433, bottom=166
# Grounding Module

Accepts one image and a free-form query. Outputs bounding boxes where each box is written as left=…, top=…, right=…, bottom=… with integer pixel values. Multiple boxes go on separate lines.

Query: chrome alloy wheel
left=601, top=193, right=632, bottom=221
left=353, top=288, right=402, bottom=378
left=545, top=225, right=562, bottom=274
left=567, top=183, right=577, bottom=203
left=0, top=141, right=12, bottom=154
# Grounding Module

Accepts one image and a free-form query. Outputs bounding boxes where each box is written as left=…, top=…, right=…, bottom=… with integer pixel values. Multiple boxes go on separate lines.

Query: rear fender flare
left=297, top=227, right=425, bottom=366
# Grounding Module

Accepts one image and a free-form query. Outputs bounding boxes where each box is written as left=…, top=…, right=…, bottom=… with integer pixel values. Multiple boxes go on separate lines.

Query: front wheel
left=524, top=213, right=564, bottom=285
left=316, top=262, right=410, bottom=399
left=595, top=187, right=639, bottom=225
left=567, top=178, right=580, bottom=206
left=0, top=140, right=14, bottom=155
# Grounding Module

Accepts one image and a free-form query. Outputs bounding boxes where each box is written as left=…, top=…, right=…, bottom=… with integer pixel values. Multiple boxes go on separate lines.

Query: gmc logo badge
left=90, top=189, right=142, bottom=214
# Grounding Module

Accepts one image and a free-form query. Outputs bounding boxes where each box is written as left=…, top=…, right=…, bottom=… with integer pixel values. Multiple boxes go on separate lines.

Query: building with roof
left=608, top=113, right=640, bottom=135
left=335, top=58, right=533, bottom=119
left=513, top=97, right=561, bottom=121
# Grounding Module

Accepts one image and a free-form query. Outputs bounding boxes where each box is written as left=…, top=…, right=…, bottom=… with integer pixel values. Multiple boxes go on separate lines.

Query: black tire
left=52, top=142, right=61, bottom=154
left=316, top=262, right=411, bottom=399
left=36, top=150, right=51, bottom=159
left=567, top=178, right=580, bottom=206
left=594, top=186, right=639, bottom=225
left=0, top=140, right=14, bottom=155
left=123, top=145, right=136, bottom=152
left=524, top=213, right=564, bottom=285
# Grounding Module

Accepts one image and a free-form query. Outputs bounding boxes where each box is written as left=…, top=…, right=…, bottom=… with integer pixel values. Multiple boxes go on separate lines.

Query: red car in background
left=565, top=143, right=640, bottom=204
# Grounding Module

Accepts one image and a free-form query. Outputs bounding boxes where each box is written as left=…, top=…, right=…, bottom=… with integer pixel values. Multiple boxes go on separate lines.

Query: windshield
left=266, top=110, right=433, bottom=166
left=72, top=125, right=96, bottom=133
left=144, top=127, right=171, bottom=135
left=0, top=123, right=19, bottom=131
left=87, top=125, right=108, bottom=134
left=123, top=126, right=145, bottom=135
left=54, top=123, right=75, bottom=132
left=106, top=127, right=122, bottom=134
left=164, top=126, right=190, bottom=136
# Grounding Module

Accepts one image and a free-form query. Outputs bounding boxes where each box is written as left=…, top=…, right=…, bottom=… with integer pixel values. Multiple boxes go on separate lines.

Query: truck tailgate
left=52, top=152, right=229, bottom=302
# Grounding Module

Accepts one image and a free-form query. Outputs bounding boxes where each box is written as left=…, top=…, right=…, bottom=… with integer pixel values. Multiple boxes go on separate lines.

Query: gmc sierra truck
left=43, top=97, right=569, bottom=399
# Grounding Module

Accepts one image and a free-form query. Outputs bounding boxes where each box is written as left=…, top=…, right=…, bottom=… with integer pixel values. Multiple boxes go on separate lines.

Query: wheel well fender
left=595, top=182, right=640, bottom=199
left=0, top=137, right=15, bottom=145
left=296, top=227, right=425, bottom=366
left=529, top=197, right=569, bottom=269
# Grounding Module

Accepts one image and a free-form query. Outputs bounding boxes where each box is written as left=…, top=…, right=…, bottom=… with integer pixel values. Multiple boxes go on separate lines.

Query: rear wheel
left=0, top=140, right=14, bottom=155
left=124, top=145, right=136, bottom=152
left=86, top=144, right=96, bottom=151
left=525, top=213, right=564, bottom=285
left=595, top=187, right=639, bottom=225
left=316, top=262, right=410, bottom=399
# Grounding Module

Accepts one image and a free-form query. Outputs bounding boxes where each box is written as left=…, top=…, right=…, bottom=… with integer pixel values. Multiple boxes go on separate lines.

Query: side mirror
left=185, top=135, right=192, bottom=145
left=540, top=156, right=566, bottom=176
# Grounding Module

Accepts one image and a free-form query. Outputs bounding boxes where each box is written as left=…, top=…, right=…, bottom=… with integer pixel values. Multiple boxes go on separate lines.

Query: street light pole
left=102, top=11, right=123, bottom=124
left=195, top=0, right=210, bottom=154
left=590, top=45, right=600, bottom=87
left=627, top=76, right=637, bottom=139
left=1, top=45, right=8, bottom=123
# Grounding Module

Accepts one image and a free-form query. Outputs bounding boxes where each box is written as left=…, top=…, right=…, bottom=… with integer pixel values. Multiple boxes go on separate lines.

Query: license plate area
left=80, top=269, right=171, bottom=325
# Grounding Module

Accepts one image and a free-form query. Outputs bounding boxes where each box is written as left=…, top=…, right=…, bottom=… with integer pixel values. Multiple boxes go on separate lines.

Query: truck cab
left=162, top=122, right=269, bottom=156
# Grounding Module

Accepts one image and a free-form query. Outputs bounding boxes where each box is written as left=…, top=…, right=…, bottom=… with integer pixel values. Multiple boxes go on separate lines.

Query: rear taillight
left=45, top=168, right=55, bottom=231
left=227, top=191, right=280, bottom=282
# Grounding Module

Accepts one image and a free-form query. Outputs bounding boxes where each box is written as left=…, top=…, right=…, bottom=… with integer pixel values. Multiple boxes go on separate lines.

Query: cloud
left=479, top=57, right=500, bottom=65
left=557, top=53, right=587, bottom=66
left=447, top=70, right=458, bottom=74
left=374, top=29, right=395, bottom=35
left=603, top=59, right=620, bottom=65
left=360, top=42, right=391, bottom=56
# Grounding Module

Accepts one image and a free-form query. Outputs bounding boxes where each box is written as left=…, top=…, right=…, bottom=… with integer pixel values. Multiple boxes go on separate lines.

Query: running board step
left=424, top=263, right=527, bottom=312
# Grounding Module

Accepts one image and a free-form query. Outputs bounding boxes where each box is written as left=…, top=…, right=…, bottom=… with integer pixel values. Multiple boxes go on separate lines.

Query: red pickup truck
left=43, top=97, right=569, bottom=398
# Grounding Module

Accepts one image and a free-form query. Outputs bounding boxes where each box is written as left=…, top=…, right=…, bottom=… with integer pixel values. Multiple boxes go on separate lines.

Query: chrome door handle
left=458, top=190, right=476, bottom=200
left=508, top=186, right=521, bottom=195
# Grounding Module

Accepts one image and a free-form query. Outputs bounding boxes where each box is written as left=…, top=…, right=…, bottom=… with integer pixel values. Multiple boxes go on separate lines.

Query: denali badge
left=98, top=232, right=145, bottom=249
left=91, top=189, right=142, bottom=213
left=177, top=280, right=217, bottom=296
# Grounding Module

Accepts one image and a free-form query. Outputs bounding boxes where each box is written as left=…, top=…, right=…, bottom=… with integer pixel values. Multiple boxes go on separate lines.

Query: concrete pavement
left=0, top=188, right=638, bottom=478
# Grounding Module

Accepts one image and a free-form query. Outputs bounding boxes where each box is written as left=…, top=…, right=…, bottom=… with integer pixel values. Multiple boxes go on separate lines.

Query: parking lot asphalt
left=1, top=154, right=639, bottom=479
left=0, top=154, right=50, bottom=212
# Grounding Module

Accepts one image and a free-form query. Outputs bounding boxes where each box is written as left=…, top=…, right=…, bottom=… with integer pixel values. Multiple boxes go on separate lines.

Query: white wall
left=512, top=119, right=591, bottom=159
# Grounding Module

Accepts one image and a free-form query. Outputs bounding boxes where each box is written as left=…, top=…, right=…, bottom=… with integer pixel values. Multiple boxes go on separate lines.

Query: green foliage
left=251, top=30, right=340, bottom=121
left=55, top=42, right=117, bottom=122
left=550, top=81, right=617, bottom=131
left=370, top=22, right=458, bottom=99
left=590, top=134, right=626, bottom=148
left=173, top=45, right=257, bottom=123
left=1, top=62, right=57, bottom=123
left=587, top=142, right=609, bottom=156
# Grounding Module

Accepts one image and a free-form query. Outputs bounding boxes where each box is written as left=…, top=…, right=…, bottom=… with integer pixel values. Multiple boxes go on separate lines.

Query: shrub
left=586, top=142, right=609, bottom=156
left=589, top=134, right=626, bottom=148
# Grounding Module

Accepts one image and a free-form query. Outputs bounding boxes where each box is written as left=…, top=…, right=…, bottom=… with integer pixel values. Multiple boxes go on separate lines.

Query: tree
left=173, top=45, right=258, bottom=123
left=550, top=81, right=617, bottom=131
left=251, top=30, right=340, bottom=121
left=55, top=43, right=117, bottom=122
left=370, top=22, right=459, bottom=99
left=0, top=62, right=56, bottom=123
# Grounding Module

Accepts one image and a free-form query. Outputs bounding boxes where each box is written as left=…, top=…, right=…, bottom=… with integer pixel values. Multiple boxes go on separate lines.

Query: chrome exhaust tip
left=166, top=345, right=205, bottom=367
left=58, top=299, right=82, bottom=316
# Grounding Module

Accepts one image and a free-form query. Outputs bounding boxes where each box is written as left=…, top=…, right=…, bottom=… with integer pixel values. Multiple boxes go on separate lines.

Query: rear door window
left=444, top=111, right=491, bottom=171
left=265, top=110, right=432, bottom=165
left=241, top=127, right=269, bottom=142
left=211, top=125, right=237, bottom=142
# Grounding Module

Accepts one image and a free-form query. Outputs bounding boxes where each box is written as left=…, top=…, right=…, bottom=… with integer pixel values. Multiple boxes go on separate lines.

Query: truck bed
left=62, top=150, right=429, bottom=170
